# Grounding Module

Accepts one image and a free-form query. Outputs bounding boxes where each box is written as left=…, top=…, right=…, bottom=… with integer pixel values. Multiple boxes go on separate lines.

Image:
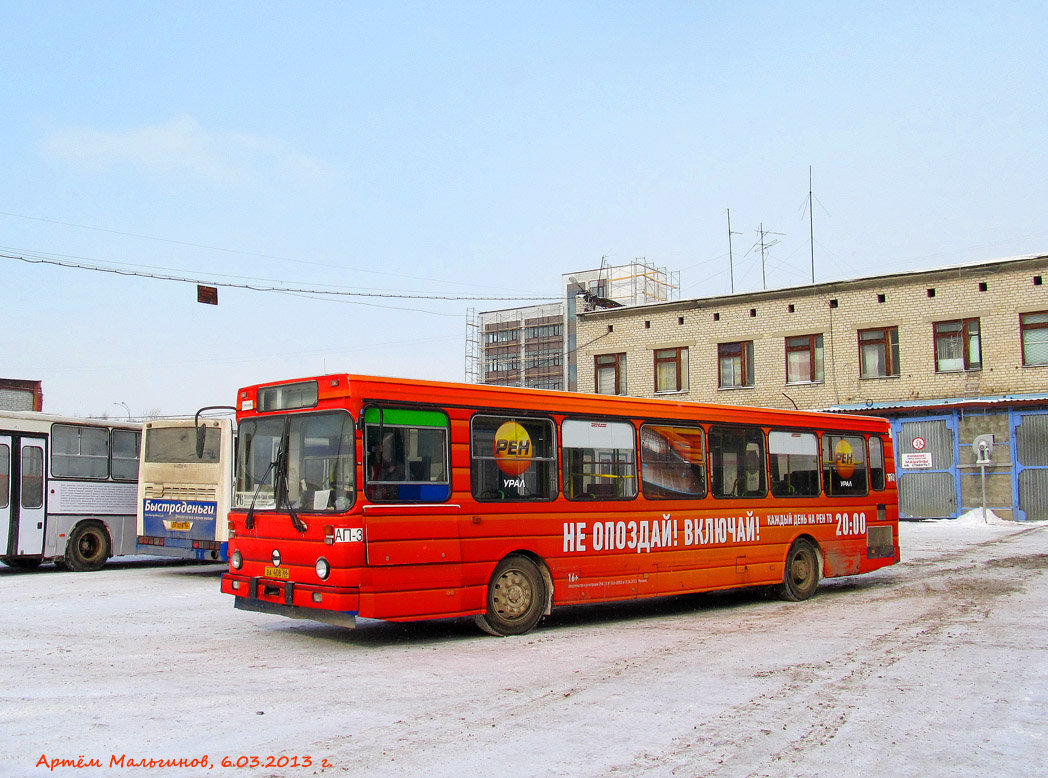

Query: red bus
left=221, top=374, right=899, bottom=635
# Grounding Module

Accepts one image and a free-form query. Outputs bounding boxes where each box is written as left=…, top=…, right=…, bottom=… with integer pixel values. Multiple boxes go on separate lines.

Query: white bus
left=0, top=411, right=141, bottom=571
left=136, top=416, right=235, bottom=562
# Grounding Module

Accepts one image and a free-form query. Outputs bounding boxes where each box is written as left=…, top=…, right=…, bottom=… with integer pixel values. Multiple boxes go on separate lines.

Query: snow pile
left=952, top=508, right=1014, bottom=526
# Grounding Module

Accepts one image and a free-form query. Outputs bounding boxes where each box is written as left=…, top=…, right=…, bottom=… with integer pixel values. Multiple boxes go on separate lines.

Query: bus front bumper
left=221, top=573, right=359, bottom=628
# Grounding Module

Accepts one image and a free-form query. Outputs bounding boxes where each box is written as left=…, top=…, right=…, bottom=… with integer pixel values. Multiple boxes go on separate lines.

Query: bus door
left=0, top=436, right=46, bottom=557
left=0, top=435, right=10, bottom=554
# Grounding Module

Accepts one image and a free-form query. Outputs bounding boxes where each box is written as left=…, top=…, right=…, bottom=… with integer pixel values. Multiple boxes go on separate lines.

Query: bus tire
left=776, top=538, right=820, bottom=602
left=0, top=556, right=42, bottom=569
left=476, top=554, right=547, bottom=637
left=65, top=522, right=110, bottom=572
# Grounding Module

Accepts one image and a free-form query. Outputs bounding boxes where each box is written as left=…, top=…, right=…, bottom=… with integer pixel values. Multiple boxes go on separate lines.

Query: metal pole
left=727, top=209, right=736, bottom=294
left=980, top=461, right=988, bottom=523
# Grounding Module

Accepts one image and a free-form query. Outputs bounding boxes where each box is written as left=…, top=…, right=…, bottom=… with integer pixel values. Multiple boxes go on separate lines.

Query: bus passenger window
left=111, top=429, right=141, bottom=481
left=0, top=444, right=9, bottom=508
left=822, top=434, right=868, bottom=496
left=471, top=416, right=557, bottom=501
left=710, top=427, right=766, bottom=498
left=869, top=436, right=886, bottom=491
left=51, top=424, right=110, bottom=479
left=562, top=420, right=637, bottom=501
left=364, top=407, right=450, bottom=503
left=640, top=425, right=706, bottom=499
left=768, top=431, right=820, bottom=497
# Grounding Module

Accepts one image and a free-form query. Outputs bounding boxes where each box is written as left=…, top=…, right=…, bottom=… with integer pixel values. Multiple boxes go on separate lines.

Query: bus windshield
left=236, top=411, right=355, bottom=513
left=145, top=426, right=222, bottom=463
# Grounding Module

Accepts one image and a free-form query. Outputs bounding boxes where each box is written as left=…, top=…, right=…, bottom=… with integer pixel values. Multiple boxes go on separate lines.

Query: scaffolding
left=571, top=258, right=679, bottom=312
left=467, top=259, right=681, bottom=388
left=464, top=307, right=479, bottom=384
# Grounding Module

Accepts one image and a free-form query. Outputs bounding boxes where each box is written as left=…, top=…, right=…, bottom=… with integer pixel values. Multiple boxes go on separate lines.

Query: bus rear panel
left=136, top=418, right=234, bottom=562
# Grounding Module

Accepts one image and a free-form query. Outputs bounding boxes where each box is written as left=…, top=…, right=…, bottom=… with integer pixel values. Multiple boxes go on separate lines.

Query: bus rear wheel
left=65, top=522, right=110, bottom=572
left=776, top=538, right=821, bottom=602
left=475, top=555, right=546, bottom=636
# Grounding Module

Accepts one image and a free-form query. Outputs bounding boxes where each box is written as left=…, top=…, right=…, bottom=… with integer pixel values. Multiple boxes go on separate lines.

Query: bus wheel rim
left=80, top=533, right=100, bottom=559
left=791, top=551, right=811, bottom=585
left=493, top=569, right=532, bottom=620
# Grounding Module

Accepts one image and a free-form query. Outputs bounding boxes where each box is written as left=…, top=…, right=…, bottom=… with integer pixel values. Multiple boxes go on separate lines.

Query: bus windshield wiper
left=274, top=427, right=308, bottom=534
left=244, top=458, right=277, bottom=531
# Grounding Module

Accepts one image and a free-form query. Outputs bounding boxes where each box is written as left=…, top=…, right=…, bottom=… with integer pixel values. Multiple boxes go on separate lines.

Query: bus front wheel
left=475, top=555, right=547, bottom=637
left=776, top=538, right=821, bottom=602
left=65, top=522, right=110, bottom=572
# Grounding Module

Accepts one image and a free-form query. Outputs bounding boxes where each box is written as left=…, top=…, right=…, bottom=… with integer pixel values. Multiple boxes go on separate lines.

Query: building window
left=1021, top=311, right=1048, bottom=366
left=485, top=352, right=519, bottom=374
left=484, top=328, right=519, bottom=344
left=934, top=318, right=981, bottom=372
left=595, top=353, right=627, bottom=395
left=654, top=347, right=689, bottom=393
left=718, top=341, right=754, bottom=388
left=858, top=327, right=900, bottom=378
left=785, top=334, right=824, bottom=384
left=525, top=324, right=562, bottom=339
left=525, top=350, right=562, bottom=370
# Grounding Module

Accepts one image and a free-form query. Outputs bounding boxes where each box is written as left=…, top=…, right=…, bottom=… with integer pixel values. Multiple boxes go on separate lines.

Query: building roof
left=826, top=391, right=1048, bottom=414
left=579, top=252, right=1048, bottom=319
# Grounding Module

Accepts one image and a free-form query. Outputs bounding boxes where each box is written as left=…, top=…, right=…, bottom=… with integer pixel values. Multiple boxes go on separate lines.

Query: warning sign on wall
left=901, top=452, right=933, bottom=469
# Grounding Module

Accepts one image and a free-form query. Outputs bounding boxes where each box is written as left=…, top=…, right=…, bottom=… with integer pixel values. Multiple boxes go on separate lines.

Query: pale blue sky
left=2, top=1, right=1046, bottom=416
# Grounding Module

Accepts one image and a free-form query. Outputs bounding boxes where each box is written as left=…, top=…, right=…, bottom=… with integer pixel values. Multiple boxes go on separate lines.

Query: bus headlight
left=315, top=557, right=330, bottom=580
left=231, top=550, right=243, bottom=570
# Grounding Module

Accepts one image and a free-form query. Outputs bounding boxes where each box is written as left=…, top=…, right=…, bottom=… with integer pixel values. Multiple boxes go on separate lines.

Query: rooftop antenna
left=808, top=166, right=815, bottom=284
left=748, top=223, right=783, bottom=290
left=726, top=209, right=741, bottom=294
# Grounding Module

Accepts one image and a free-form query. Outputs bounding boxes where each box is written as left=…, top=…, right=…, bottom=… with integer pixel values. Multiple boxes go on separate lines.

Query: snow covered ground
left=1, top=517, right=1045, bottom=778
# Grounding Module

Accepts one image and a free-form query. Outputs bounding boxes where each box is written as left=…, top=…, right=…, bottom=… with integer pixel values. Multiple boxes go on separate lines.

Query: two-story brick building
left=576, top=253, right=1048, bottom=521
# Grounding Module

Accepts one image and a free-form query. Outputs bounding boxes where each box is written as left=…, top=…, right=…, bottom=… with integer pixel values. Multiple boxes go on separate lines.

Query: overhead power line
left=0, top=209, right=535, bottom=295
left=1, top=251, right=558, bottom=302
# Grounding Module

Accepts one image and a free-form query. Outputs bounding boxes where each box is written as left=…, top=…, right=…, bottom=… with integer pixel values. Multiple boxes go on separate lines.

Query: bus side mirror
left=192, top=405, right=236, bottom=460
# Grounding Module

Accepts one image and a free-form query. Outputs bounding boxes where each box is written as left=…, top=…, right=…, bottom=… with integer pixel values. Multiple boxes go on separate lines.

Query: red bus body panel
left=221, top=374, right=900, bottom=627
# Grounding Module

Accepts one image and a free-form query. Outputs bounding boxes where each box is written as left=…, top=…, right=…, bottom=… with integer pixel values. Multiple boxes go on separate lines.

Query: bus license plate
left=265, top=567, right=290, bottom=580
left=168, top=521, right=192, bottom=531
